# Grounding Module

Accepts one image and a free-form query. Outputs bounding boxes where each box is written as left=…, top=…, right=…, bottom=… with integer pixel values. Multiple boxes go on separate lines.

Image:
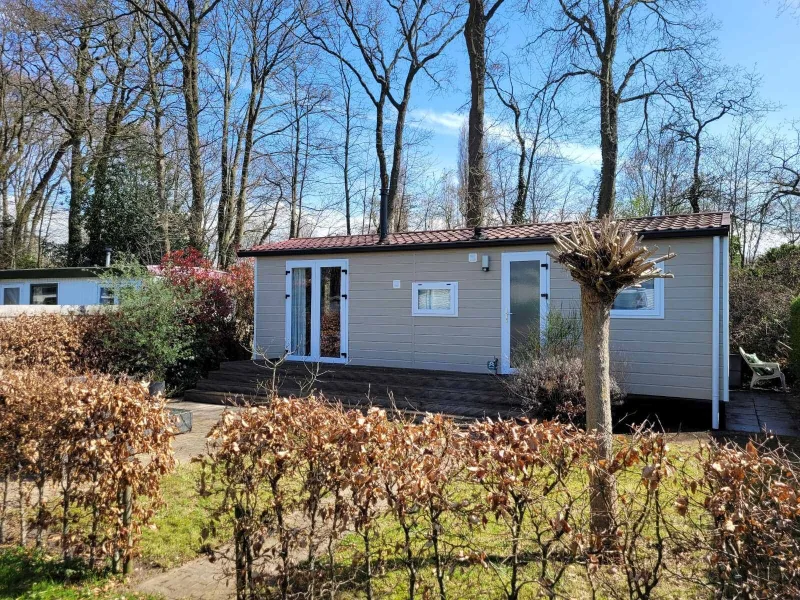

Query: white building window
left=611, top=276, right=664, bottom=319
left=2, top=286, right=21, bottom=305
left=412, top=282, right=458, bottom=317
left=30, top=283, right=58, bottom=305
left=99, top=286, right=115, bottom=305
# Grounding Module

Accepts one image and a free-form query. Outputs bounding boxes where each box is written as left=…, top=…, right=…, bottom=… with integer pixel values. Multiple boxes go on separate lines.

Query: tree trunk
left=66, top=27, right=92, bottom=264
left=387, top=98, right=410, bottom=232
left=687, top=136, right=702, bottom=213
left=217, top=41, right=235, bottom=266
left=464, top=0, right=486, bottom=228
left=343, top=84, right=353, bottom=236
left=580, top=287, right=616, bottom=539
left=145, top=32, right=169, bottom=256
left=374, top=92, right=389, bottom=226
left=289, top=80, right=302, bottom=239
left=511, top=116, right=527, bottom=224
left=597, top=75, right=619, bottom=218
left=183, top=29, right=206, bottom=251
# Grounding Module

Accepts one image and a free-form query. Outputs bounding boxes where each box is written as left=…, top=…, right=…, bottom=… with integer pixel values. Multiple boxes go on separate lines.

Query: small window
left=30, top=283, right=58, bottom=305
left=611, top=276, right=664, bottom=319
left=2, top=287, right=21, bottom=305
left=412, top=282, right=458, bottom=317
left=99, top=286, right=115, bottom=305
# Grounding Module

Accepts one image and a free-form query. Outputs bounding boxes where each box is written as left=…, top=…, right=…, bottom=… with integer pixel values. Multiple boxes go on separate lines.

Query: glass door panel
left=509, top=260, right=541, bottom=367
left=290, top=267, right=312, bottom=357
left=319, top=266, right=342, bottom=358
left=286, top=260, right=348, bottom=362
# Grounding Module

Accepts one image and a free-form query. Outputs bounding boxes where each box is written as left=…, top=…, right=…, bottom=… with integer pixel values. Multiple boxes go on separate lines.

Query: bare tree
left=488, top=53, right=566, bottom=224
left=463, top=0, right=506, bottom=227
left=618, top=122, right=691, bottom=217
left=302, top=0, right=464, bottom=231
left=553, top=218, right=674, bottom=538
left=663, top=66, right=762, bottom=212
left=127, top=0, right=223, bottom=250
left=549, top=0, right=710, bottom=217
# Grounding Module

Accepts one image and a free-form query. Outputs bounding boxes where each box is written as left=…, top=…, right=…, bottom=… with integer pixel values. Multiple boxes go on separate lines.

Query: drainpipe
left=378, top=187, right=389, bottom=244
left=712, top=236, right=720, bottom=430
left=722, top=236, right=730, bottom=404
left=252, top=259, right=258, bottom=360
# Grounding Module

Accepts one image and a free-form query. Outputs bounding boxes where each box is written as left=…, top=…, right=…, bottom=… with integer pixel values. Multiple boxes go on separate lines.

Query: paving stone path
left=135, top=401, right=234, bottom=599
left=725, top=389, right=800, bottom=436
left=135, top=551, right=234, bottom=600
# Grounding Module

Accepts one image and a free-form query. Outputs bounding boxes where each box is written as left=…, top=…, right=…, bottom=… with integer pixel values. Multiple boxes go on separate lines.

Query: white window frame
left=610, top=269, right=665, bottom=319
left=1, top=284, right=23, bottom=305
left=98, top=285, right=116, bottom=305
left=284, top=259, right=349, bottom=363
left=412, top=281, right=458, bottom=317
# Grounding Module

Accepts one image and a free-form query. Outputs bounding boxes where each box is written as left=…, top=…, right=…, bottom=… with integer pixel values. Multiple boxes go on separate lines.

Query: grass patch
left=0, top=547, right=160, bottom=600
left=139, top=464, right=230, bottom=569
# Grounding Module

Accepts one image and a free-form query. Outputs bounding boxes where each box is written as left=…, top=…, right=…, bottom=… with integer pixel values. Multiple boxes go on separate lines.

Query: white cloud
left=411, top=107, right=601, bottom=168
left=410, top=109, right=465, bottom=135
left=558, top=142, right=602, bottom=167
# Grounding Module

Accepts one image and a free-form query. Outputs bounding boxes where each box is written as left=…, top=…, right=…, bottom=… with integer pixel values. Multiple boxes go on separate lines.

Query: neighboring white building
left=0, top=267, right=122, bottom=307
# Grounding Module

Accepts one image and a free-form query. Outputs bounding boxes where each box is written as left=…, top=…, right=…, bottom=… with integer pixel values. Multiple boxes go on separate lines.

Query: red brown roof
left=239, top=212, right=730, bottom=257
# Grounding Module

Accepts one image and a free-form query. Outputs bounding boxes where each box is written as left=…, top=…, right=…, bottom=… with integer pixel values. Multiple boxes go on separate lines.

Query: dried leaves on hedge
left=0, top=370, right=175, bottom=570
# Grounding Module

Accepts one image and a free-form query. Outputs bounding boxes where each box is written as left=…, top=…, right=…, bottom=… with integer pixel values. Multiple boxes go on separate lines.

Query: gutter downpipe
left=722, top=235, right=730, bottom=405
left=712, top=236, right=720, bottom=430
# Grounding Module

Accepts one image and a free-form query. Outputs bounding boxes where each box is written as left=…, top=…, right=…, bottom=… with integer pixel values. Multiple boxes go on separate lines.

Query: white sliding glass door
left=285, top=259, right=349, bottom=363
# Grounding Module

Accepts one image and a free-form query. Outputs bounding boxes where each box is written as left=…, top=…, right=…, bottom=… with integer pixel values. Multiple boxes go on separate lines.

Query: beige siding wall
left=255, top=235, right=724, bottom=400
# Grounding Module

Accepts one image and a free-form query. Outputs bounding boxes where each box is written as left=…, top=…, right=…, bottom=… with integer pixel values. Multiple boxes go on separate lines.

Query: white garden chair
left=739, top=347, right=788, bottom=392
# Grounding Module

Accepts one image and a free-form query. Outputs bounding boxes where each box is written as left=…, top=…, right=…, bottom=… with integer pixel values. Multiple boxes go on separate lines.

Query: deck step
left=194, top=378, right=514, bottom=407
left=182, top=389, right=507, bottom=421
left=186, top=360, right=522, bottom=420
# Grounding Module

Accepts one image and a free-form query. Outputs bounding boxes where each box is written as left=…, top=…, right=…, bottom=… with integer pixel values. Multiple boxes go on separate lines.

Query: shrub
left=0, top=370, right=175, bottom=572
left=156, top=249, right=250, bottom=389
left=226, top=259, right=255, bottom=350
left=507, top=310, right=623, bottom=422
left=678, top=437, right=800, bottom=598
left=101, top=266, right=196, bottom=385
left=730, top=244, right=800, bottom=363
left=0, top=314, right=109, bottom=374
left=206, top=396, right=783, bottom=600
left=791, top=296, right=800, bottom=379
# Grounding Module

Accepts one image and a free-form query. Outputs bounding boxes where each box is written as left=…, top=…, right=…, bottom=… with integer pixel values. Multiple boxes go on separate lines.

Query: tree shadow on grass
left=0, top=547, right=102, bottom=599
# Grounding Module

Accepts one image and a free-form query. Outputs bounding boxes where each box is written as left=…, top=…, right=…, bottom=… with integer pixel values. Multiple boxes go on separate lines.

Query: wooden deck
left=184, top=360, right=522, bottom=420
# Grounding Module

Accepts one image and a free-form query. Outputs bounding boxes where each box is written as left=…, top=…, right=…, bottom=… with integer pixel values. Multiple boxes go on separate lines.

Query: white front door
left=285, top=259, right=349, bottom=363
left=500, top=251, right=550, bottom=374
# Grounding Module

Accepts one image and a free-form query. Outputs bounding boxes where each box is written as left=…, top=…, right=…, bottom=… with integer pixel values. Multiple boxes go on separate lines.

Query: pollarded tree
left=552, top=217, right=675, bottom=537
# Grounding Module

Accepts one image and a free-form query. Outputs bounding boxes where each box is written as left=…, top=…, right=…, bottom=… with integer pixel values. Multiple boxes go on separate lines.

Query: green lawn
left=0, top=464, right=225, bottom=599
left=0, top=548, right=160, bottom=600
left=139, top=464, right=230, bottom=570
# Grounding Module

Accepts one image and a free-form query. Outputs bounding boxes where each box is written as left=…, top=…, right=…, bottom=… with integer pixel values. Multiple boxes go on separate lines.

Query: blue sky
left=408, top=0, right=800, bottom=174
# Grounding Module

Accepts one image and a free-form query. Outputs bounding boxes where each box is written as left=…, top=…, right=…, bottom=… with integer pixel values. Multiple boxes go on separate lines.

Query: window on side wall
left=30, top=283, right=58, bottom=305
left=99, top=286, right=115, bottom=305
left=412, top=282, right=458, bottom=317
left=2, top=286, right=21, bottom=305
left=611, top=276, right=664, bottom=319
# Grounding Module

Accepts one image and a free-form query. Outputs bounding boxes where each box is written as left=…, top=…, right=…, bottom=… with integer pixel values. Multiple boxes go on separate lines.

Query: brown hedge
left=0, top=314, right=111, bottom=374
